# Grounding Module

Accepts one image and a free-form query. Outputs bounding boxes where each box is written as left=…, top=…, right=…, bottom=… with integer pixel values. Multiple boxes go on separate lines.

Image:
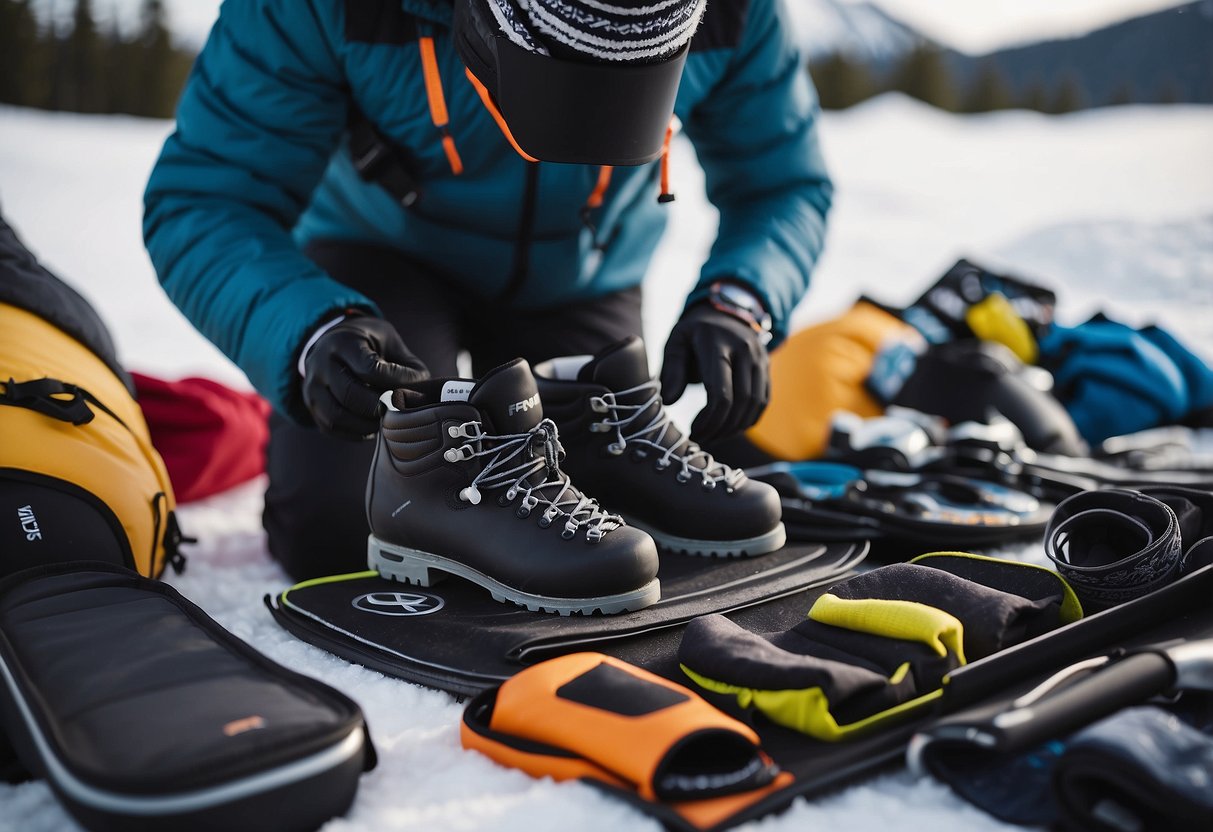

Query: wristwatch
left=707, top=281, right=773, bottom=345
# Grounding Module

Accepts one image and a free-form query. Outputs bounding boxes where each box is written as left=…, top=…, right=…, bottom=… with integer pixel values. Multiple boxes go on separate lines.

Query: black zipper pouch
left=0, top=562, right=376, bottom=831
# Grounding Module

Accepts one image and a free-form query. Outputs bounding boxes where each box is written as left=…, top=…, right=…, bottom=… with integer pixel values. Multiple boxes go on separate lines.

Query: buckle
left=350, top=127, right=422, bottom=208
left=352, top=141, right=392, bottom=179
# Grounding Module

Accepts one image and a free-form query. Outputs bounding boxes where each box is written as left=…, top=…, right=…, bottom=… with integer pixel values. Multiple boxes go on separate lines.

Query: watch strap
left=707, top=281, right=773, bottom=343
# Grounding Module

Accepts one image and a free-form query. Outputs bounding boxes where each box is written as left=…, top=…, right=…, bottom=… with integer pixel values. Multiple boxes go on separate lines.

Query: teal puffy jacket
left=143, top=0, right=832, bottom=419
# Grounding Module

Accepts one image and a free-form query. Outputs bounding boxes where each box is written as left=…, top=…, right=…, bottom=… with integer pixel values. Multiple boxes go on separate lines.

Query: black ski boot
left=534, top=337, right=786, bottom=557
left=367, top=358, right=660, bottom=615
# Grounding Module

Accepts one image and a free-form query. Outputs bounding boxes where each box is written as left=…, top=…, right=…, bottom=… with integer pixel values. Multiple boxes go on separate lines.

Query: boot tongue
left=470, top=359, right=576, bottom=498
left=470, top=358, right=544, bottom=433
left=579, top=336, right=693, bottom=455
left=577, top=336, right=651, bottom=391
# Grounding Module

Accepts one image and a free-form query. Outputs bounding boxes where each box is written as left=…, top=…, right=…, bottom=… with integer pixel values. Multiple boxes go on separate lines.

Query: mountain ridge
left=948, top=0, right=1213, bottom=105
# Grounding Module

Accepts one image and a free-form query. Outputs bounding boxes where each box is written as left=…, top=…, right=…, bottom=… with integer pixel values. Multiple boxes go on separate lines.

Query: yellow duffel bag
left=747, top=301, right=924, bottom=461
left=1, top=301, right=184, bottom=579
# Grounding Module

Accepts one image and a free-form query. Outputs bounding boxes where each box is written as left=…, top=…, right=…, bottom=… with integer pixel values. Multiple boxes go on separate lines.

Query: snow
left=650, top=96, right=1213, bottom=370
left=0, top=109, right=245, bottom=388
left=1, top=96, right=1212, bottom=831
left=800, top=98, right=1213, bottom=333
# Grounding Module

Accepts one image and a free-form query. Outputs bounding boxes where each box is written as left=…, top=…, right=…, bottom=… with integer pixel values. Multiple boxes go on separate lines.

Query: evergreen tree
left=103, top=15, right=134, bottom=114
left=62, top=0, right=105, bottom=112
left=1106, top=81, right=1136, bottom=107
left=964, top=60, right=1014, bottom=113
left=810, top=53, right=875, bottom=110
left=1047, top=73, right=1087, bottom=114
left=42, top=0, right=198, bottom=119
left=0, top=0, right=44, bottom=107
left=130, top=0, right=185, bottom=117
left=1019, top=76, right=1049, bottom=112
left=1156, top=77, right=1183, bottom=105
left=26, top=13, right=55, bottom=109
left=892, top=46, right=959, bottom=112
left=47, top=11, right=67, bottom=110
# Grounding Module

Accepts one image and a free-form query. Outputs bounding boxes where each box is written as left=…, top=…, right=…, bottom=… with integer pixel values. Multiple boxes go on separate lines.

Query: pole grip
left=990, top=651, right=1175, bottom=753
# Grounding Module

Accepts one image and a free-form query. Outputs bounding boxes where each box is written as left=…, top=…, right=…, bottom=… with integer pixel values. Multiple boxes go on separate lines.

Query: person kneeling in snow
left=143, top=0, right=832, bottom=580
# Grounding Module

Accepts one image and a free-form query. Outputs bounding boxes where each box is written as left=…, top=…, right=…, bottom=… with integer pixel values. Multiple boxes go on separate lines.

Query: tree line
left=0, top=0, right=194, bottom=118
left=1, top=3, right=1182, bottom=120
left=811, top=46, right=1183, bottom=113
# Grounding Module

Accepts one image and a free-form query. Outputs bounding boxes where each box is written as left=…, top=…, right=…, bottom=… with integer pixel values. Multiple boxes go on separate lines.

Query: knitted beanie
left=482, top=0, right=707, bottom=63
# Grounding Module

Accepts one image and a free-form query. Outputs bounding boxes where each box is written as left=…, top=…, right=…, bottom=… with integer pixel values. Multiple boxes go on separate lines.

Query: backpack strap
left=0, top=377, right=126, bottom=427
left=1, top=376, right=190, bottom=576
left=348, top=108, right=425, bottom=208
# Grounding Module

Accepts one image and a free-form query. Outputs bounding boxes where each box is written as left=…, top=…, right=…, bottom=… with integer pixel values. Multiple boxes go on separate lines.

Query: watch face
left=716, top=283, right=762, bottom=316
left=710, top=282, right=774, bottom=344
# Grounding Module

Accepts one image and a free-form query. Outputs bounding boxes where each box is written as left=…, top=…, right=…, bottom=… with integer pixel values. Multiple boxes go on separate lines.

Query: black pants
left=264, top=241, right=643, bottom=581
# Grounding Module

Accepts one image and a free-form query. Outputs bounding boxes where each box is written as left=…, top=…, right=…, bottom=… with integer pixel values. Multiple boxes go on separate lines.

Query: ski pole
left=909, top=638, right=1213, bottom=772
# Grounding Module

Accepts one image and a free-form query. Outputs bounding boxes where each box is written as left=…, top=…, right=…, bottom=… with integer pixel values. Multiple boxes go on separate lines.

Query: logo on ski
left=18, top=505, right=41, bottom=541
left=351, top=591, right=445, bottom=617
left=507, top=393, right=540, bottom=416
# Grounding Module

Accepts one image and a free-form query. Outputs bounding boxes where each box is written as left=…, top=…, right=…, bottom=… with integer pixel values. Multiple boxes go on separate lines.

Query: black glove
left=302, top=315, right=429, bottom=439
left=660, top=304, right=771, bottom=442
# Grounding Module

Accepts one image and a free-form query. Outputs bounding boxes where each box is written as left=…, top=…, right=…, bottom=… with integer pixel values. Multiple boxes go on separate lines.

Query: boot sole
left=367, top=536, right=661, bottom=616
left=621, top=518, right=787, bottom=558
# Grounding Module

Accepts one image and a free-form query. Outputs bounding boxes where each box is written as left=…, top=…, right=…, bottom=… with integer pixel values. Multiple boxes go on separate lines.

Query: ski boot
left=534, top=337, right=785, bottom=557
left=366, top=357, right=660, bottom=615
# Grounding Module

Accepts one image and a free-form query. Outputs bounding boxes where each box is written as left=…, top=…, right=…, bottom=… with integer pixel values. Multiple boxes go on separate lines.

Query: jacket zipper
left=500, top=161, right=540, bottom=304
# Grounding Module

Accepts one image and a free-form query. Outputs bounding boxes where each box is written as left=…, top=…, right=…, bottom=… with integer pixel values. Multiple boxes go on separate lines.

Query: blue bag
left=1038, top=315, right=1212, bottom=443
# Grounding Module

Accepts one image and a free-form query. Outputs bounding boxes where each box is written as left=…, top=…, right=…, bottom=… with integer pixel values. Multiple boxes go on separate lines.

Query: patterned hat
left=483, top=0, right=708, bottom=63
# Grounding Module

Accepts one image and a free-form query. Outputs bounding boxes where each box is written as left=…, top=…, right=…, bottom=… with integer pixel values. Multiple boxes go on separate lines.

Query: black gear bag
left=0, top=562, right=376, bottom=831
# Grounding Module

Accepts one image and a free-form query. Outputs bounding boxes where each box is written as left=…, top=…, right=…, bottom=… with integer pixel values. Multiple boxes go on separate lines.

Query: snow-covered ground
left=1, top=97, right=1211, bottom=831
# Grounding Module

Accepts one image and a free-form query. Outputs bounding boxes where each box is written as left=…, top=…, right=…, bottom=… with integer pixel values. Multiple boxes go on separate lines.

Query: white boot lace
left=588, top=381, right=746, bottom=491
left=443, top=417, right=623, bottom=542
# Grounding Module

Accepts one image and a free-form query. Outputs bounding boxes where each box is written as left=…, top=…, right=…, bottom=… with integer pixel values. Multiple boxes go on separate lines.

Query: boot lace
left=588, top=381, right=746, bottom=491
left=443, top=417, right=622, bottom=542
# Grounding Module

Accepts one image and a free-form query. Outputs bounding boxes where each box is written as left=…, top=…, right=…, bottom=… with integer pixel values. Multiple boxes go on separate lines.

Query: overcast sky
left=58, top=0, right=1192, bottom=54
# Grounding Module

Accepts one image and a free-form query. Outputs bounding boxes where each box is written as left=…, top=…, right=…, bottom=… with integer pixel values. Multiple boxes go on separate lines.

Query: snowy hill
left=948, top=0, right=1213, bottom=105
left=1, top=98, right=1212, bottom=831
left=786, top=0, right=927, bottom=63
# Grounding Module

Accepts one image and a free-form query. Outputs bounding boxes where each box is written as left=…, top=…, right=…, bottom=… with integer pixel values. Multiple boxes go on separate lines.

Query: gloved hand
left=660, top=303, right=770, bottom=442
left=302, top=315, right=429, bottom=439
